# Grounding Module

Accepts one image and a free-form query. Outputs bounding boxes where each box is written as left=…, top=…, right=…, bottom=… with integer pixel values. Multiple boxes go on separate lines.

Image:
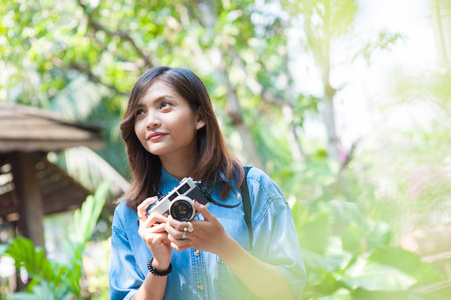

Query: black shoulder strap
left=241, top=166, right=253, bottom=252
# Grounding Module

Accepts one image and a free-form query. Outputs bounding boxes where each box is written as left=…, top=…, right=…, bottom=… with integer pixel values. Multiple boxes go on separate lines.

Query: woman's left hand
left=165, top=200, right=233, bottom=255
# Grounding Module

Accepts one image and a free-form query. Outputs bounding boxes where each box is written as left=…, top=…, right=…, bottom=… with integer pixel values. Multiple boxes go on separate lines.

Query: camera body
left=149, top=177, right=211, bottom=221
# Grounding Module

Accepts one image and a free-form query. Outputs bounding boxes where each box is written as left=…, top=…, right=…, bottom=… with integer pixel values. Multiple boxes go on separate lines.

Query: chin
left=147, top=147, right=169, bottom=157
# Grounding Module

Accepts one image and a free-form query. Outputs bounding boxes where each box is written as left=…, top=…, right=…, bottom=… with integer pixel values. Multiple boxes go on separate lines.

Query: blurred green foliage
left=291, top=197, right=444, bottom=299
left=0, top=181, right=110, bottom=299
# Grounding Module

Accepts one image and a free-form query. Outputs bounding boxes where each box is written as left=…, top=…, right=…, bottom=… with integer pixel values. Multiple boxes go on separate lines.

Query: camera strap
left=202, top=167, right=253, bottom=251
left=203, top=172, right=243, bottom=208
left=241, top=166, right=253, bottom=252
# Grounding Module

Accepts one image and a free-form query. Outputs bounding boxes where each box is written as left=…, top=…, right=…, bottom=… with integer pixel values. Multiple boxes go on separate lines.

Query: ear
left=196, top=119, right=206, bottom=130
left=195, top=109, right=206, bottom=130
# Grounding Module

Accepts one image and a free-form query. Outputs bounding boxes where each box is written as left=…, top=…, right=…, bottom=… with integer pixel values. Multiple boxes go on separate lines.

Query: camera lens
left=169, top=196, right=195, bottom=221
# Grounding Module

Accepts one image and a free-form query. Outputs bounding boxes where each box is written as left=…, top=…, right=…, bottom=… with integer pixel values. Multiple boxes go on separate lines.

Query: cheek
left=134, top=121, right=143, bottom=137
left=180, top=118, right=198, bottom=139
left=134, top=123, right=146, bottom=146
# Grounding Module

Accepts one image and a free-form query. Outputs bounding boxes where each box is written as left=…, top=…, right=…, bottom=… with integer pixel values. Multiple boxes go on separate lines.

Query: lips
left=147, top=132, right=167, bottom=141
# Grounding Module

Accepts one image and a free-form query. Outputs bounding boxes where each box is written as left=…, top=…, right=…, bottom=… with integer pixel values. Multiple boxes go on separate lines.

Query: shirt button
left=197, top=284, right=204, bottom=291
left=194, top=250, right=200, bottom=256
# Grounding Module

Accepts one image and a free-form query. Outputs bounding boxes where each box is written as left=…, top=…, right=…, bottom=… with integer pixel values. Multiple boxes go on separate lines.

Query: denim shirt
left=109, top=167, right=306, bottom=300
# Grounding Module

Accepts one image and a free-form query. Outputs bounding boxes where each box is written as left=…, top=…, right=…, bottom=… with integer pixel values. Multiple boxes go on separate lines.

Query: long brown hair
left=120, top=66, right=244, bottom=209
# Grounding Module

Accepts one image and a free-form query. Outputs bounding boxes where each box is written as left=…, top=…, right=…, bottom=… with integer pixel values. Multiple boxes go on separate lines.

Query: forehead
left=138, top=80, right=176, bottom=102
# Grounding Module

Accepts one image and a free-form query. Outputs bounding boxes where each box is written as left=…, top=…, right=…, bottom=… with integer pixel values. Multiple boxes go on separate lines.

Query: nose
left=145, top=111, right=161, bottom=129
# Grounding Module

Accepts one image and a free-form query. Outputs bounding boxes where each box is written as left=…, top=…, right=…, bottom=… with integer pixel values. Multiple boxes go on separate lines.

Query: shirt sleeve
left=109, top=207, right=143, bottom=300
left=249, top=169, right=307, bottom=300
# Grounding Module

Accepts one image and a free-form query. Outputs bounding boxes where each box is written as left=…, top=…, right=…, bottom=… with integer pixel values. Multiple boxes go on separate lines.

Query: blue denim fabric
left=109, top=167, right=306, bottom=300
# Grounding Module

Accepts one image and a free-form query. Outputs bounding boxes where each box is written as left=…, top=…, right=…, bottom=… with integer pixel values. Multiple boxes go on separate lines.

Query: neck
left=160, top=154, right=196, bottom=181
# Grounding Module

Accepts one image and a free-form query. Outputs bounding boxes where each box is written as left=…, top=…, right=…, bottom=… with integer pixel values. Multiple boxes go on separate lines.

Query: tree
left=1, top=0, right=303, bottom=171
left=276, top=0, right=358, bottom=160
left=277, top=0, right=403, bottom=165
left=430, top=0, right=451, bottom=68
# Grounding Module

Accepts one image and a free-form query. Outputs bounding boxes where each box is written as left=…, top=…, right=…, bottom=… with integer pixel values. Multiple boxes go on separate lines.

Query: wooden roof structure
left=0, top=102, right=105, bottom=249
left=0, top=102, right=104, bottom=152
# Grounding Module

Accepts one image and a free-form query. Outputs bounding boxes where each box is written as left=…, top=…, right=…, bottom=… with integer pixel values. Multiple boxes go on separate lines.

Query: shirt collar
left=161, top=167, right=179, bottom=185
left=159, top=168, right=180, bottom=196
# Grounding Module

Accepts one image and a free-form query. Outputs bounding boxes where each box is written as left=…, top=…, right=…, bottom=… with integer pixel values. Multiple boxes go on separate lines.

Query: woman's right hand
left=137, top=197, right=172, bottom=270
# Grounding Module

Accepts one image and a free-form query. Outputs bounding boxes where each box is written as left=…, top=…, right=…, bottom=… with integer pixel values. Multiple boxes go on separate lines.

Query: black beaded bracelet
left=147, top=258, right=172, bottom=276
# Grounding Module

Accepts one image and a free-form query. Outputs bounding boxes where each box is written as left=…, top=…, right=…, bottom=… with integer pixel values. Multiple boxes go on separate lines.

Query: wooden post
left=9, top=152, right=46, bottom=250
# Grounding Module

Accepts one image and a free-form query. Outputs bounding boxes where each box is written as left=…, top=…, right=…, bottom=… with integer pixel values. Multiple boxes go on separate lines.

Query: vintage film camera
left=149, top=177, right=212, bottom=221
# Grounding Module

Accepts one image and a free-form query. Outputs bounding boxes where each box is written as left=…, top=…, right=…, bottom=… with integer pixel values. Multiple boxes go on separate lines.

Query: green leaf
left=351, top=289, right=412, bottom=300
left=5, top=238, right=53, bottom=279
left=317, top=288, right=352, bottom=300
left=328, top=199, right=367, bottom=231
left=329, top=199, right=392, bottom=248
left=10, top=292, right=45, bottom=300
left=369, top=247, right=422, bottom=274
left=2, top=180, right=111, bottom=298
left=299, top=212, right=330, bottom=253
left=302, top=248, right=351, bottom=272
left=335, top=257, right=417, bottom=291
left=67, top=180, right=110, bottom=254
left=340, top=225, right=364, bottom=254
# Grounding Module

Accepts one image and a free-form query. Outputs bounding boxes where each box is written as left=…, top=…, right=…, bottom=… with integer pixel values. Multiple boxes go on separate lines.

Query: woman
left=109, top=66, right=306, bottom=299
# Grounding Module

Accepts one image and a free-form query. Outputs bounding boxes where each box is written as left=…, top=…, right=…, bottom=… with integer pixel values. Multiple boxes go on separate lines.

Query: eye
left=135, top=109, right=146, bottom=117
left=160, top=102, right=172, bottom=110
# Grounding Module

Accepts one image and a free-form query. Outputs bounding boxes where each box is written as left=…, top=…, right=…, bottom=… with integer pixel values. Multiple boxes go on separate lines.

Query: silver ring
left=181, top=231, right=188, bottom=240
left=187, top=222, right=194, bottom=233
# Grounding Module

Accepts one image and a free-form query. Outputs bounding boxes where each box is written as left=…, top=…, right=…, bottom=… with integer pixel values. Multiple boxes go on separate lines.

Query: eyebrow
left=137, top=95, right=177, bottom=106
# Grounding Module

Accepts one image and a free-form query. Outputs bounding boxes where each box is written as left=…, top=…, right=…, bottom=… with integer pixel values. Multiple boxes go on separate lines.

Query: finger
left=167, top=232, right=184, bottom=244
left=165, top=223, right=188, bottom=241
left=165, top=222, right=181, bottom=237
left=137, top=196, right=158, bottom=213
left=144, top=232, right=169, bottom=246
left=168, top=232, right=191, bottom=247
left=137, top=196, right=158, bottom=219
left=193, top=200, right=216, bottom=222
left=170, top=241, right=189, bottom=252
left=138, top=223, right=166, bottom=239
left=140, top=212, right=168, bottom=228
left=162, top=234, right=172, bottom=246
left=139, top=223, right=166, bottom=235
left=167, top=215, right=189, bottom=232
left=147, top=223, right=166, bottom=233
left=186, top=221, right=194, bottom=232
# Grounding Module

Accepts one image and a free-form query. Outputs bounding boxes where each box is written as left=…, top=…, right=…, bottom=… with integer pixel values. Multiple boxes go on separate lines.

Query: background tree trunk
left=322, top=82, right=339, bottom=160
left=201, top=0, right=265, bottom=170
left=430, top=0, right=449, bottom=68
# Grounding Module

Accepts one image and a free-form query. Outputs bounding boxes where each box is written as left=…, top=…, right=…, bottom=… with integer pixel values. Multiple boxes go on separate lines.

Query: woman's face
left=134, top=80, right=204, bottom=163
